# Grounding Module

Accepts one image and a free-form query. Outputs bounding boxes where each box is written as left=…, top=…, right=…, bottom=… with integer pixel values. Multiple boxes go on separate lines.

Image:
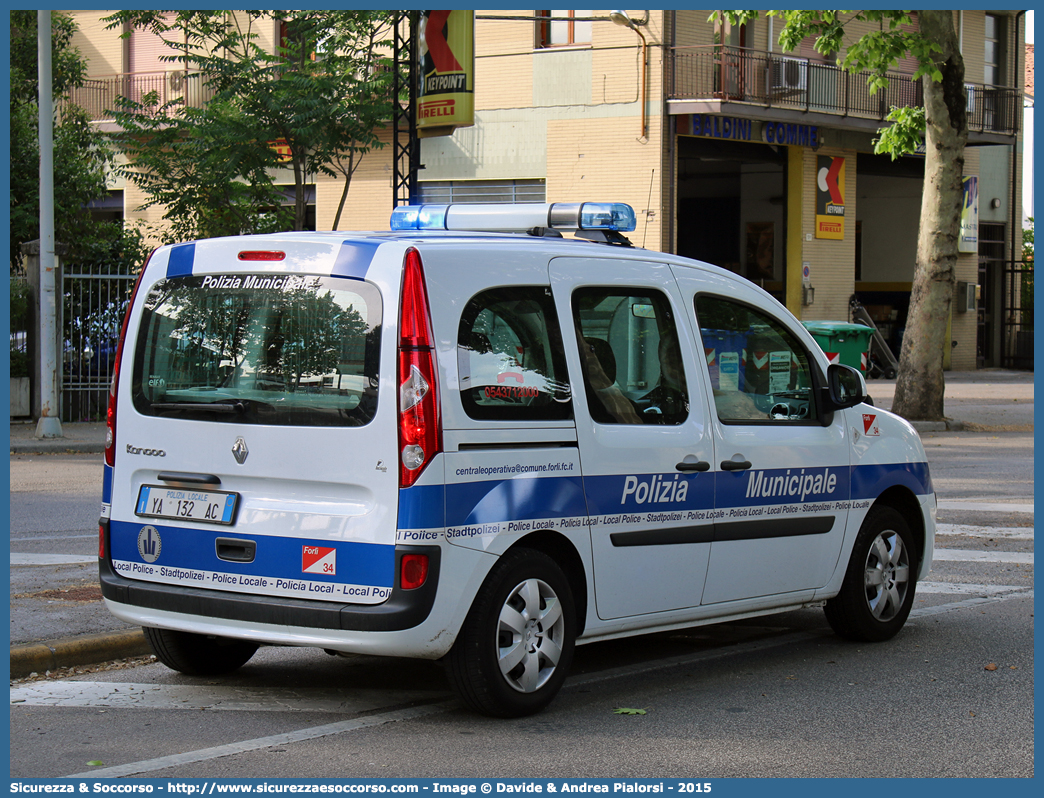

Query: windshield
left=132, top=273, right=381, bottom=427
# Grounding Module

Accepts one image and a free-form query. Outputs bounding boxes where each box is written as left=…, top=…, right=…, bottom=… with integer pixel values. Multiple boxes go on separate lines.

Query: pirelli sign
left=417, top=10, right=475, bottom=138
left=815, top=156, right=846, bottom=240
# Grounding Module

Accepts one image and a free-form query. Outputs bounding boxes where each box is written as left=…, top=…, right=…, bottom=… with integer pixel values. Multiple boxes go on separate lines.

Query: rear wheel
left=447, top=549, right=576, bottom=717
left=824, top=505, right=917, bottom=642
left=143, top=627, right=259, bottom=675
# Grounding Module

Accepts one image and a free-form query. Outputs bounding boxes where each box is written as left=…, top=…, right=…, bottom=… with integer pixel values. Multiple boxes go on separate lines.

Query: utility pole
left=36, top=9, right=63, bottom=438
left=392, top=11, right=419, bottom=207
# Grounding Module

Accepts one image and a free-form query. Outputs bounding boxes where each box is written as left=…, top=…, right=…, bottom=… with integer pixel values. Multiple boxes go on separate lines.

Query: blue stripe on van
left=397, top=476, right=588, bottom=530
left=166, top=243, right=196, bottom=278
left=108, top=520, right=395, bottom=587
left=397, top=484, right=445, bottom=529
left=395, top=462, right=931, bottom=532
left=332, top=241, right=381, bottom=280
left=851, top=461, right=932, bottom=499
left=715, top=465, right=851, bottom=509
left=581, top=472, right=711, bottom=516
left=447, top=476, right=587, bottom=526
left=102, top=464, right=113, bottom=504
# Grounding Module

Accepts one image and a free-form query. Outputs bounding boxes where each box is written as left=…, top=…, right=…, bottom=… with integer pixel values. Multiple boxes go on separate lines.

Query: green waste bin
left=802, top=321, right=873, bottom=372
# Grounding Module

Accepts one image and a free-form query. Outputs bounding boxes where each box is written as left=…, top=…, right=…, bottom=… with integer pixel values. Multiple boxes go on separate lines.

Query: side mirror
left=823, top=364, right=866, bottom=412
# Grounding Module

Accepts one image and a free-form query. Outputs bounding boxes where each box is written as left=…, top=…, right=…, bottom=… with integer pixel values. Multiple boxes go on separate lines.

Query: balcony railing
left=64, top=71, right=217, bottom=121
left=668, top=46, right=1021, bottom=136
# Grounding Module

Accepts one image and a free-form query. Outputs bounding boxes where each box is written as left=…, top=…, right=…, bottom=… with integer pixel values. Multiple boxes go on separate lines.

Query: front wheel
left=143, top=627, right=259, bottom=675
left=447, top=549, right=576, bottom=717
left=824, top=505, right=918, bottom=642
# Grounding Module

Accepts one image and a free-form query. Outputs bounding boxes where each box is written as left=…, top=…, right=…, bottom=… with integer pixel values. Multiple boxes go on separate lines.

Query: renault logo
left=232, top=437, right=249, bottom=464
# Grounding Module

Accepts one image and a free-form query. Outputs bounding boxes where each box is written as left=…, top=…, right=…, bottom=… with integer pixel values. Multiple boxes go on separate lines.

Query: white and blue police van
left=100, top=202, right=935, bottom=717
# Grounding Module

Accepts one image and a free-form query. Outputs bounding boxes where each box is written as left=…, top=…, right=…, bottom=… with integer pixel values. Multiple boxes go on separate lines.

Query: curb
left=10, top=629, right=150, bottom=679
left=9, top=441, right=105, bottom=455
left=910, top=420, right=958, bottom=433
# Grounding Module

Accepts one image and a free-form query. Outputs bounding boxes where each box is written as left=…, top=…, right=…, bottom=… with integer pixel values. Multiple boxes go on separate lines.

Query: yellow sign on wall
left=815, top=156, right=846, bottom=240
left=958, top=176, right=979, bottom=253
left=417, top=10, right=474, bottom=139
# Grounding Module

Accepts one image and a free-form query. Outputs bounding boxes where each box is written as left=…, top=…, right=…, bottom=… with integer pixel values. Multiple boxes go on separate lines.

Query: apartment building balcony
left=64, top=70, right=216, bottom=126
left=667, top=46, right=1021, bottom=145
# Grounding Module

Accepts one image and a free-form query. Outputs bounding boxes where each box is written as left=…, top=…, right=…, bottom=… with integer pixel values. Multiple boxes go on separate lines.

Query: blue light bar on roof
left=389, top=202, right=637, bottom=233
left=577, top=202, right=637, bottom=232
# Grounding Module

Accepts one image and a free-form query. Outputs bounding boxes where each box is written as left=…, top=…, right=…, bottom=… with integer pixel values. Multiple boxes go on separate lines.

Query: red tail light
left=397, top=248, right=442, bottom=488
left=400, top=553, right=429, bottom=590
left=105, top=252, right=152, bottom=468
left=238, top=250, right=286, bottom=261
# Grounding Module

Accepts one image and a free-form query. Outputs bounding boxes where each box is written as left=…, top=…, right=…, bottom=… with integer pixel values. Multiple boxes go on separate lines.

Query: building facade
left=67, top=10, right=1028, bottom=370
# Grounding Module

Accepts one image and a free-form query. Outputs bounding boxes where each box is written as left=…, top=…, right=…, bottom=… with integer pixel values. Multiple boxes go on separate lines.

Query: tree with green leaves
left=104, top=10, right=397, bottom=242
left=9, top=11, right=117, bottom=272
left=722, top=10, right=972, bottom=421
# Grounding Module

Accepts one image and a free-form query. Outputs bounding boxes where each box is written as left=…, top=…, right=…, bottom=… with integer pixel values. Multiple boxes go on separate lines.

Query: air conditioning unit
left=771, top=56, right=808, bottom=93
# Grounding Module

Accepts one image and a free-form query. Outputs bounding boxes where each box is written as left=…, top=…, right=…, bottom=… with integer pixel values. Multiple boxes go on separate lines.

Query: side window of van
left=572, top=289, right=688, bottom=425
left=457, top=287, right=572, bottom=421
left=695, top=295, right=819, bottom=424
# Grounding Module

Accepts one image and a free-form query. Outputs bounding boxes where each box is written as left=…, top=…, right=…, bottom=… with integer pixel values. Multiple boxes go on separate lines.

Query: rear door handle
left=720, top=459, right=752, bottom=471
left=676, top=460, right=710, bottom=472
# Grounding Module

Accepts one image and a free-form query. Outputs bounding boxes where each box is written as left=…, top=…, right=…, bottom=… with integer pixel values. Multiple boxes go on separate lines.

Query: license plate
left=136, top=485, right=238, bottom=525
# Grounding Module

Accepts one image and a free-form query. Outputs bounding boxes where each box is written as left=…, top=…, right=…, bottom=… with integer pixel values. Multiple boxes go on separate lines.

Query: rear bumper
left=98, top=538, right=441, bottom=633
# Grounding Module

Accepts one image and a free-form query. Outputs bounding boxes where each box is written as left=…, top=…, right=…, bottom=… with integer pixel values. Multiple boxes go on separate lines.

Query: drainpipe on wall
left=1011, top=11, right=1025, bottom=273
left=668, top=10, right=676, bottom=254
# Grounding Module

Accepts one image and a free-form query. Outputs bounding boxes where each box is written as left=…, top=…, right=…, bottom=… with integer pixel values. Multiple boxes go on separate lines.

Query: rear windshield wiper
left=151, top=400, right=246, bottom=414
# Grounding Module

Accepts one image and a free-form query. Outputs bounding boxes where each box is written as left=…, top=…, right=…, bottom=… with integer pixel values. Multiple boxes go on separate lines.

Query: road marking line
left=936, top=524, right=1033, bottom=539
left=936, top=501, right=1033, bottom=514
left=63, top=702, right=455, bottom=779
left=10, top=553, right=96, bottom=566
left=10, top=681, right=445, bottom=713
left=911, top=590, right=1033, bottom=617
left=45, top=581, right=1032, bottom=778
left=932, top=548, right=1033, bottom=564
left=917, top=581, right=1032, bottom=596
left=8, top=534, right=97, bottom=542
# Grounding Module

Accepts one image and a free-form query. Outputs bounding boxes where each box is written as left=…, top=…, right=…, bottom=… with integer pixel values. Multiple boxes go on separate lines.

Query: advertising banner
left=959, top=175, right=979, bottom=253
left=417, top=10, right=475, bottom=139
left=815, top=155, right=846, bottom=240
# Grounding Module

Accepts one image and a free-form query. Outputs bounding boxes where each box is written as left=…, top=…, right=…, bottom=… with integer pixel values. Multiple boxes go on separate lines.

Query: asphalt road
left=9, top=562, right=1034, bottom=779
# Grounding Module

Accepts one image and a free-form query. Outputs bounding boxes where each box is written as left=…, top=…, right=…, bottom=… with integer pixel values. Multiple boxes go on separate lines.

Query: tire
left=824, top=506, right=918, bottom=642
left=143, top=627, right=259, bottom=675
left=446, top=548, right=576, bottom=718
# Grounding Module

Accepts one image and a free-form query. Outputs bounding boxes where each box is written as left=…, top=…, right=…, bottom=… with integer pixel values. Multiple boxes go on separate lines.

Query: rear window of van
left=131, top=274, right=381, bottom=427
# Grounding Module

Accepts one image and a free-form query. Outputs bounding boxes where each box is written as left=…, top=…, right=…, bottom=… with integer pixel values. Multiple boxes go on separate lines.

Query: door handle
left=676, top=460, right=710, bottom=472
left=720, top=459, right=752, bottom=471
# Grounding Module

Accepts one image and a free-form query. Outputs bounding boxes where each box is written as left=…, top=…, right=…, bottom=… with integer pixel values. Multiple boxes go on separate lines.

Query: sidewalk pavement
left=7, top=369, right=1034, bottom=678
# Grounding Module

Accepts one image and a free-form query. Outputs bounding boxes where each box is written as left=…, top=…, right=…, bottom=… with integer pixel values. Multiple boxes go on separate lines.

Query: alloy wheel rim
left=497, top=577, right=565, bottom=693
left=863, top=530, right=911, bottom=622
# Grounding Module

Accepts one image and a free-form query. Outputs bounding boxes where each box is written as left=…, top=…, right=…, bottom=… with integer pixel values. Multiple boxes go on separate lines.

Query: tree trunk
left=891, top=10, right=968, bottom=421
left=292, top=151, right=306, bottom=232
left=331, top=150, right=356, bottom=231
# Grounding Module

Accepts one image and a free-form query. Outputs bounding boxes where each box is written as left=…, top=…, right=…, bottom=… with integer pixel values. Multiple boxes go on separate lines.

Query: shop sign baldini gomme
left=681, top=114, right=821, bottom=149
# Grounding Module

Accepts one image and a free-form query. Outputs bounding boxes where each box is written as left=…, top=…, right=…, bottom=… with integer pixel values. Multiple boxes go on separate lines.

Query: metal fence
left=1002, top=258, right=1033, bottom=370
left=61, top=272, right=137, bottom=423
left=64, top=71, right=216, bottom=120
left=668, top=46, right=1022, bottom=136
